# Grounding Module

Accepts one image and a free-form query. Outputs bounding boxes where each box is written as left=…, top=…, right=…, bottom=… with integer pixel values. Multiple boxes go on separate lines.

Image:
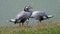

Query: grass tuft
left=0, top=21, right=60, bottom=34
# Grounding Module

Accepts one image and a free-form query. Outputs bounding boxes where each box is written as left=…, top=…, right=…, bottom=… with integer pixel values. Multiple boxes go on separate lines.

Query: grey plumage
left=9, top=5, right=32, bottom=25
left=31, top=11, right=53, bottom=22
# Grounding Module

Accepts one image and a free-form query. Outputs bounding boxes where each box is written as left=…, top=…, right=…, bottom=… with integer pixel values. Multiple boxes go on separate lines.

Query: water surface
left=0, top=0, right=60, bottom=26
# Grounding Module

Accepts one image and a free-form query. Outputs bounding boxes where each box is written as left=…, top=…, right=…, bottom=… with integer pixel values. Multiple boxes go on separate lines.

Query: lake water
left=0, top=0, right=60, bottom=26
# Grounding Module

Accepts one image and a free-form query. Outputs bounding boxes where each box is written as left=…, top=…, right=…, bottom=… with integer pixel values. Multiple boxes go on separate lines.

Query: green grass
left=0, top=21, right=60, bottom=34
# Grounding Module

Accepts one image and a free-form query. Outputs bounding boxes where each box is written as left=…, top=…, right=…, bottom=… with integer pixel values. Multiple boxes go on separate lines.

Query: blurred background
left=0, top=0, right=60, bottom=26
